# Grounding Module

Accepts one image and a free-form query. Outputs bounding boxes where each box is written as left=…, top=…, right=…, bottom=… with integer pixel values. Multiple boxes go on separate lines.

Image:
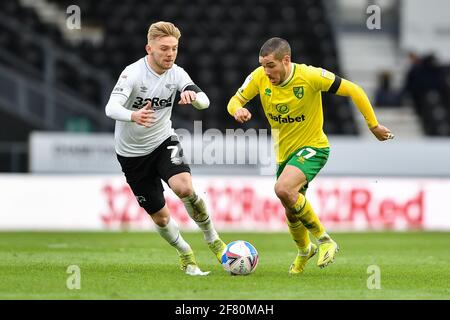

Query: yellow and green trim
left=280, top=64, right=297, bottom=87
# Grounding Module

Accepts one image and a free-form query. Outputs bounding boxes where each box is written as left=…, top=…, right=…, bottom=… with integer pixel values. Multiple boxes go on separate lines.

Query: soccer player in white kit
left=105, top=21, right=226, bottom=276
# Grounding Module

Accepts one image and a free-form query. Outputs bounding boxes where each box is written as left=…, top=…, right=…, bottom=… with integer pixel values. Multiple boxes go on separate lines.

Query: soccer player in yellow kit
left=227, top=37, right=394, bottom=274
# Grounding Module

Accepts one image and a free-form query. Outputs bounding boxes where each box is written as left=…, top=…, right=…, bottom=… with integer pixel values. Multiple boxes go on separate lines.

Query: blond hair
left=147, top=21, right=181, bottom=43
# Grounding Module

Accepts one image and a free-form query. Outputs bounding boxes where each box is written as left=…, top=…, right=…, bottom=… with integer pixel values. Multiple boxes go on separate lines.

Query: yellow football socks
left=286, top=219, right=311, bottom=253
left=292, top=193, right=327, bottom=240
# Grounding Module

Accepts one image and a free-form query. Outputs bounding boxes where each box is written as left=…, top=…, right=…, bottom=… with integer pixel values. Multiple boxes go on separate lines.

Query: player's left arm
left=176, top=66, right=210, bottom=110
left=179, top=84, right=210, bottom=110
left=330, top=76, right=394, bottom=141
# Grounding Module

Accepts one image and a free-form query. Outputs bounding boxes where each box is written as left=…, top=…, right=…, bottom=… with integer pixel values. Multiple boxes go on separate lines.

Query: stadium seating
left=1, top=0, right=358, bottom=135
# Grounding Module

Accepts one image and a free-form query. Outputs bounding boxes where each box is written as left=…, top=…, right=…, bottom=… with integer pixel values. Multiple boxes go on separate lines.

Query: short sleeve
left=175, top=66, right=195, bottom=92
left=304, top=65, right=336, bottom=92
left=111, top=67, right=136, bottom=100
left=236, top=69, right=260, bottom=102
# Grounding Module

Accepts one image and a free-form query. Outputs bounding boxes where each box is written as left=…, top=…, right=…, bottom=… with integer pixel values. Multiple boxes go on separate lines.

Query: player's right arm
left=227, top=96, right=251, bottom=123
left=227, top=71, right=260, bottom=123
left=105, top=68, right=155, bottom=127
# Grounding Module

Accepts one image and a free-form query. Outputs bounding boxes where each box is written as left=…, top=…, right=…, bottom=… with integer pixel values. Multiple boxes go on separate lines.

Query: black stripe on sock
left=170, top=233, right=180, bottom=246
left=292, top=221, right=303, bottom=229
left=195, top=216, right=210, bottom=224
left=298, top=199, right=307, bottom=213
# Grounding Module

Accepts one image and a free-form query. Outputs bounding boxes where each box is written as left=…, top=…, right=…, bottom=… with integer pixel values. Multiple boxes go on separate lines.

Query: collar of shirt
left=144, top=55, right=168, bottom=78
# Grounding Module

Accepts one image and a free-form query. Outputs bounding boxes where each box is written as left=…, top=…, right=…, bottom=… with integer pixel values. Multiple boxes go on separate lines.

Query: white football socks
left=181, top=193, right=219, bottom=244
left=155, top=217, right=191, bottom=254
left=196, top=216, right=219, bottom=244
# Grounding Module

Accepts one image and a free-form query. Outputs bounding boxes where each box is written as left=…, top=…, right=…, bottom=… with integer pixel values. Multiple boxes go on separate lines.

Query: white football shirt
left=108, top=56, right=194, bottom=157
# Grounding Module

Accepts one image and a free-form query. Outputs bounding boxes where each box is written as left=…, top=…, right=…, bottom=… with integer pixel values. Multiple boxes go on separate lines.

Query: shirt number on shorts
left=167, top=145, right=182, bottom=165
left=296, top=147, right=316, bottom=159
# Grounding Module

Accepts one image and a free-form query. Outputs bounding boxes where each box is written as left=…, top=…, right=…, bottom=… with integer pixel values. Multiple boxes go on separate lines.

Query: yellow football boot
left=208, top=239, right=227, bottom=263
left=289, top=243, right=318, bottom=274
left=179, top=251, right=210, bottom=276
left=317, top=240, right=339, bottom=269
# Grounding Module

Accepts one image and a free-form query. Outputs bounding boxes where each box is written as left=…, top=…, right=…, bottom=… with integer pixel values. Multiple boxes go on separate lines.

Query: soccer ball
left=221, top=240, right=259, bottom=275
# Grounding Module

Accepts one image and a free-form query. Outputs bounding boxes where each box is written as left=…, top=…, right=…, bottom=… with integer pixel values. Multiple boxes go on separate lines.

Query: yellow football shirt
left=235, top=63, right=336, bottom=163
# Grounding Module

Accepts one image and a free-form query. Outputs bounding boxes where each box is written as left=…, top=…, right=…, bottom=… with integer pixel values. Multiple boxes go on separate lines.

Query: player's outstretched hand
left=233, top=108, right=252, bottom=123
left=131, top=101, right=155, bottom=127
left=178, top=90, right=196, bottom=104
left=370, top=124, right=395, bottom=141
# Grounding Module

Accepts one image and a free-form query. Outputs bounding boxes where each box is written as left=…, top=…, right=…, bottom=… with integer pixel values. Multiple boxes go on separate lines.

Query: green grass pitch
left=0, top=231, right=449, bottom=300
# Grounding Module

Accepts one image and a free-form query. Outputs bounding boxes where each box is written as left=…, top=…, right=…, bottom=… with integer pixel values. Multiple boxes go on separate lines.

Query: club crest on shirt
left=293, top=86, right=304, bottom=99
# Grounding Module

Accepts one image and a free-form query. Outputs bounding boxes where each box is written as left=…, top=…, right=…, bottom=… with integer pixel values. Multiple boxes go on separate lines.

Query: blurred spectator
left=406, top=53, right=443, bottom=90
left=402, top=52, right=445, bottom=116
left=374, top=71, right=402, bottom=107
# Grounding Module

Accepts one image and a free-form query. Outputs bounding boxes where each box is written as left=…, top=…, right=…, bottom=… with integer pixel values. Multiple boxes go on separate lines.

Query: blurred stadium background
left=1, top=0, right=450, bottom=230
left=1, top=0, right=450, bottom=300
